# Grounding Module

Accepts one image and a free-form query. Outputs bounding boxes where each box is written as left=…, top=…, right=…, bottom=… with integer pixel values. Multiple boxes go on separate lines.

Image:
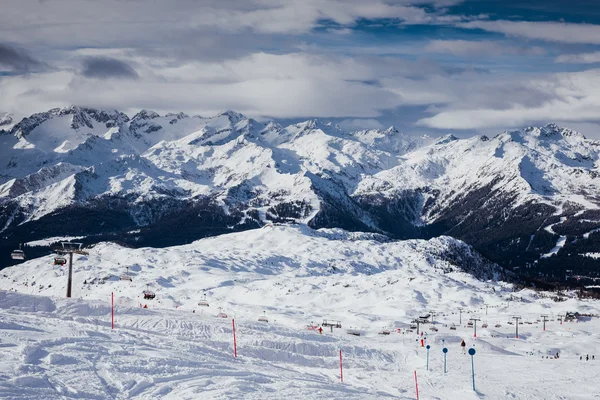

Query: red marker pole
left=111, top=292, right=114, bottom=330
left=414, top=370, right=419, bottom=400
left=232, top=318, right=237, bottom=358
left=339, top=350, right=344, bottom=383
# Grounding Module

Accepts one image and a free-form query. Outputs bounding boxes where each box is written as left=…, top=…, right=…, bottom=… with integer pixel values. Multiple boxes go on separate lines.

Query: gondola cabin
left=11, top=249, right=25, bottom=260
left=54, top=256, right=67, bottom=266
left=143, top=290, right=155, bottom=300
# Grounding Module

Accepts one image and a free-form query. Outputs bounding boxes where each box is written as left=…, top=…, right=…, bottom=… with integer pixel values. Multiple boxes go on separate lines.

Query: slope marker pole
left=414, top=370, right=419, bottom=400
left=111, top=292, right=114, bottom=330
left=339, top=349, right=343, bottom=383
left=232, top=318, right=237, bottom=358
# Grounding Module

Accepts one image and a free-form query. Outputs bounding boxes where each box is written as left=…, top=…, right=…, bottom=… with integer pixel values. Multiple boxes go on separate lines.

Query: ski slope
left=0, top=226, right=599, bottom=399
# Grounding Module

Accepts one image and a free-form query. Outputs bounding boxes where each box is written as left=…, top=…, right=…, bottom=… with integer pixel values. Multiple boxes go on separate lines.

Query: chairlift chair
left=11, top=249, right=25, bottom=260
left=54, top=256, right=67, bottom=266
left=120, top=275, right=132, bottom=281
left=481, top=323, right=488, bottom=328
left=258, top=311, right=269, bottom=323
left=217, top=312, right=228, bottom=318
left=198, top=294, right=209, bottom=307
left=143, top=290, right=155, bottom=300
left=450, top=324, right=457, bottom=330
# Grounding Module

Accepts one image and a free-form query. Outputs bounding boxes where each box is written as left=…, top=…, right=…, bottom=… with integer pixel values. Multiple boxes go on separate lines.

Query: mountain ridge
left=1, top=106, right=599, bottom=285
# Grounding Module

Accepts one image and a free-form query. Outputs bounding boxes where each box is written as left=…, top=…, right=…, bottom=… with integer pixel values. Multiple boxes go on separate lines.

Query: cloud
left=555, top=52, right=600, bottom=64
left=460, top=20, right=600, bottom=44
left=416, top=69, right=600, bottom=130
left=80, top=57, right=139, bottom=79
left=424, top=40, right=545, bottom=56
left=338, top=118, right=385, bottom=131
left=0, top=43, right=44, bottom=73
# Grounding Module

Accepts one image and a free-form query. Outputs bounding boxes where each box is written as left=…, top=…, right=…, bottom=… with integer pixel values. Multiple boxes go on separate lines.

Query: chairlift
left=378, top=329, right=391, bottom=335
left=346, top=327, right=362, bottom=336
left=143, top=290, right=155, bottom=300
left=450, top=324, right=457, bottom=330
left=11, top=245, right=25, bottom=260
left=54, top=256, right=67, bottom=266
left=120, top=275, right=132, bottom=281
left=495, top=324, right=502, bottom=328
left=198, top=294, right=209, bottom=307
left=217, top=312, right=228, bottom=318
left=430, top=326, right=439, bottom=332
left=481, top=323, right=488, bottom=328
left=258, top=311, right=269, bottom=323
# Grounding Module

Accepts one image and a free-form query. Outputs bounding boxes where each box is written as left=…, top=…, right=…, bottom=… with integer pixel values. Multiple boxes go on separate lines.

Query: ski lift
left=481, top=323, right=488, bottom=328
left=11, top=245, right=25, bottom=260
left=378, top=329, right=391, bottom=335
left=450, top=324, right=457, bottom=330
left=217, top=312, right=228, bottom=318
left=430, top=326, right=439, bottom=332
left=54, top=256, right=67, bottom=266
left=467, top=321, right=473, bottom=326
left=346, top=327, right=362, bottom=336
left=495, top=324, right=502, bottom=328
left=198, top=294, right=209, bottom=307
left=258, top=311, right=269, bottom=323
left=143, top=290, right=155, bottom=300
left=120, top=266, right=132, bottom=281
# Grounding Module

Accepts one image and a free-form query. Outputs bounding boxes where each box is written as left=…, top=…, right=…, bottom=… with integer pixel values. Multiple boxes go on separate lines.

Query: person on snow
left=586, top=355, right=589, bottom=361
left=460, top=339, right=467, bottom=354
left=318, top=327, right=323, bottom=335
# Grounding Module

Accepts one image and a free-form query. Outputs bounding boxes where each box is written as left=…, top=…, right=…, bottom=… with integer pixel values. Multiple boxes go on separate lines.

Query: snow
left=0, top=226, right=599, bottom=399
left=541, top=236, right=567, bottom=258
left=26, top=236, right=86, bottom=247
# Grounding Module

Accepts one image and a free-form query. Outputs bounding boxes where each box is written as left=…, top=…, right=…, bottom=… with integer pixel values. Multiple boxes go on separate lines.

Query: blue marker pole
left=426, top=345, right=430, bottom=370
left=468, top=348, right=476, bottom=391
left=442, top=347, right=448, bottom=373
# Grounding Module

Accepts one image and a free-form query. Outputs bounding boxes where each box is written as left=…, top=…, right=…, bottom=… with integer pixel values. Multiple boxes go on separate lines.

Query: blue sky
left=3, top=0, right=600, bottom=138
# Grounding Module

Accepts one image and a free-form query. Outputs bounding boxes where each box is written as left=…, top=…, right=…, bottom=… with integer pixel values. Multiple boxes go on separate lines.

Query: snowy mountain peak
left=132, top=109, right=160, bottom=120
left=433, top=133, right=459, bottom=145
left=0, top=112, right=14, bottom=128
left=216, top=110, right=246, bottom=124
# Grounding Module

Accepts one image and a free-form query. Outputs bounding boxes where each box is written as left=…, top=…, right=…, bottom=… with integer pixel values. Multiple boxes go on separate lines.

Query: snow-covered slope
left=0, top=225, right=598, bottom=399
left=1, top=107, right=599, bottom=279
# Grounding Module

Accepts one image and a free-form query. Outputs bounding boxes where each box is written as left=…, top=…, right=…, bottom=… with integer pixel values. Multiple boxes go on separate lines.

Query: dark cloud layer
left=81, top=56, right=139, bottom=79
left=0, top=43, right=44, bottom=72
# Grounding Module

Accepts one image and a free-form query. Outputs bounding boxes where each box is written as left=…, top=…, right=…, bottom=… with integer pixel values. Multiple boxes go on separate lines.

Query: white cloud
left=417, top=69, right=600, bottom=130
left=338, top=118, right=385, bottom=131
left=555, top=52, right=600, bottom=64
left=424, top=40, right=545, bottom=56
left=460, top=20, right=600, bottom=45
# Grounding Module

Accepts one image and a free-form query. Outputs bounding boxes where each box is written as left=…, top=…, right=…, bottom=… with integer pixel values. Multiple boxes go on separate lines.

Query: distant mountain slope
left=1, top=107, right=599, bottom=283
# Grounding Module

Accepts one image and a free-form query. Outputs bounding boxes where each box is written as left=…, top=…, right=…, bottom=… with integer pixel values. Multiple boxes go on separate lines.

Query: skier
left=586, top=355, right=589, bottom=361
left=460, top=339, right=466, bottom=354
left=318, top=327, right=323, bottom=335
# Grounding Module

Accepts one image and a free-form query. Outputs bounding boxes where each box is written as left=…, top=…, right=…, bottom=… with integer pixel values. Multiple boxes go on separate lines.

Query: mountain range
left=1, top=106, right=599, bottom=284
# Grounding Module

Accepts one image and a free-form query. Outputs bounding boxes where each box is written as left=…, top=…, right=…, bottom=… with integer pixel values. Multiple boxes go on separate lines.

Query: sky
left=3, top=0, right=600, bottom=138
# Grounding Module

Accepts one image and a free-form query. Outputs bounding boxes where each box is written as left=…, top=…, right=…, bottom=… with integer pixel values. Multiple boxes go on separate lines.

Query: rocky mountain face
left=1, top=107, right=599, bottom=284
